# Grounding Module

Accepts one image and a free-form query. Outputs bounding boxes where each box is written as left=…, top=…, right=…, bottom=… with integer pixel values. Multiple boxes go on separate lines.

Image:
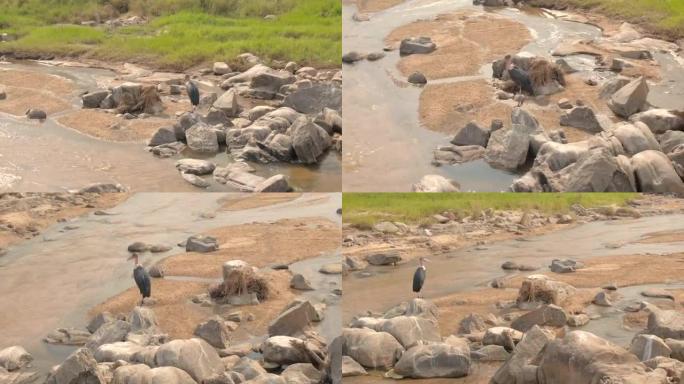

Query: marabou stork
left=412, top=257, right=431, bottom=298
left=504, top=55, right=534, bottom=107
left=128, top=253, right=151, bottom=305
left=185, top=74, right=200, bottom=112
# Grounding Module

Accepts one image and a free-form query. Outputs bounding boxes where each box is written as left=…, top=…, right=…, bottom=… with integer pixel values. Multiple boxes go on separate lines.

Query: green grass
left=527, top=0, right=684, bottom=40
left=0, top=0, right=341, bottom=70
left=343, top=193, right=639, bottom=228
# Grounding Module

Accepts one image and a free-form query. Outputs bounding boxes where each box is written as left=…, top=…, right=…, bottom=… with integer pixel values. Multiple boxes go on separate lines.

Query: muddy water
left=344, top=214, right=684, bottom=326
left=343, top=0, right=684, bottom=191
left=0, top=192, right=340, bottom=372
left=0, top=61, right=341, bottom=192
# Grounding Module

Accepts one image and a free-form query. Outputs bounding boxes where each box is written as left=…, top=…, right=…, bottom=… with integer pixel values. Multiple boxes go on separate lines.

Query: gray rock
left=185, top=123, right=219, bottom=153
left=483, top=327, right=523, bottom=349
left=593, top=291, right=613, bottom=307
left=26, top=109, right=46, bottom=120
left=194, top=316, right=230, bottom=349
left=342, top=51, right=365, bottom=63
left=47, top=348, right=106, bottom=384
left=658, top=130, right=684, bottom=154
left=214, top=89, right=240, bottom=117
left=44, top=328, right=92, bottom=345
left=341, top=327, right=404, bottom=369
left=281, top=363, right=322, bottom=384
left=290, top=117, right=331, bottom=164
left=342, top=356, right=367, bottom=377
left=511, top=304, right=568, bottom=332
left=400, top=37, right=436, bottom=55
left=149, top=126, right=178, bottom=147
left=366, top=52, right=385, bottom=61
left=232, top=357, right=267, bottom=380
left=407, top=72, right=427, bottom=85
left=175, top=159, right=216, bottom=175
left=648, top=308, right=684, bottom=340
left=268, top=300, right=316, bottom=337
left=82, top=90, right=110, bottom=108
left=87, top=320, right=132, bottom=350
left=631, top=150, right=684, bottom=195
left=612, top=122, right=660, bottom=156
left=458, top=313, right=487, bottom=334
left=608, top=76, right=649, bottom=118
left=491, top=325, right=554, bottom=384
left=631, top=109, right=684, bottom=134
left=254, top=174, right=290, bottom=193
left=181, top=173, right=210, bottom=188
left=517, top=275, right=576, bottom=306
left=185, top=235, right=219, bottom=253
left=250, top=70, right=295, bottom=99
left=476, top=345, right=511, bottom=362
left=550, top=259, right=585, bottom=273
left=630, top=334, right=671, bottom=361
left=485, top=108, right=540, bottom=171
left=155, top=338, right=224, bottom=382
left=394, top=342, right=470, bottom=379
left=88, top=312, right=115, bottom=334
left=261, top=336, right=316, bottom=366
left=214, top=62, right=231, bottom=75
left=283, top=84, right=341, bottom=115
left=536, top=331, right=666, bottom=383
left=379, top=316, right=441, bottom=349
left=559, top=106, right=604, bottom=133
left=290, top=274, right=314, bottom=291
left=567, top=314, right=590, bottom=327
left=451, top=121, right=490, bottom=147
left=599, top=76, right=631, bottom=99
left=366, top=252, right=401, bottom=266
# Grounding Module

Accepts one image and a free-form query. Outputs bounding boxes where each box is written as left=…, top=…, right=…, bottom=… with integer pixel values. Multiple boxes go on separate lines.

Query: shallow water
left=343, top=214, right=684, bottom=326
left=0, top=192, right=341, bottom=372
left=0, top=61, right=341, bottom=192
left=342, top=0, right=684, bottom=191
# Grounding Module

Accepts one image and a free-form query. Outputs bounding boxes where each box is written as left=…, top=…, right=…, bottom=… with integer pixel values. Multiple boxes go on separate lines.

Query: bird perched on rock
left=412, top=257, right=430, bottom=297
left=504, top=55, right=534, bottom=106
left=185, top=74, right=200, bottom=112
left=128, top=253, right=151, bottom=305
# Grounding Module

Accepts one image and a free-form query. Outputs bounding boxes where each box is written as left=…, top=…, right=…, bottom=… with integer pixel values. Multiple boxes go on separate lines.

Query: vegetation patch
left=343, top=192, right=638, bottom=227
left=0, top=0, right=341, bottom=70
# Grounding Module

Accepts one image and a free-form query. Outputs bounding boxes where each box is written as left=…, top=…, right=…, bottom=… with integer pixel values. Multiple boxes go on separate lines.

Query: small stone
left=407, top=72, right=427, bottom=85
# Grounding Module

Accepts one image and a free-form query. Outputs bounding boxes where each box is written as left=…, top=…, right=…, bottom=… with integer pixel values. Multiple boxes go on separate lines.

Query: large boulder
left=175, top=159, right=216, bottom=175
left=630, top=334, right=671, bottom=361
left=599, top=76, right=631, bottom=99
left=483, top=327, right=523, bottom=350
left=249, top=70, right=295, bottom=99
left=341, top=328, right=404, bottom=369
left=612, top=122, right=660, bottom=156
left=365, top=252, right=401, bottom=266
left=149, top=126, right=178, bottom=147
left=399, top=37, right=436, bottom=55
left=517, top=275, right=576, bottom=306
left=451, top=122, right=490, bottom=147
left=0, top=346, right=32, bottom=371
left=232, top=357, right=267, bottom=380
left=214, top=89, right=240, bottom=117
left=536, top=331, right=668, bottom=383
left=458, top=313, right=487, bottom=334
left=87, top=320, right=132, bottom=350
left=608, top=76, right=649, bottom=118
left=647, top=308, right=684, bottom=340
left=112, top=365, right=197, bottom=384
left=485, top=108, right=540, bottom=171
left=155, top=338, right=224, bottom=382
left=94, top=341, right=145, bottom=363
left=546, top=148, right=635, bottom=192
left=411, top=175, right=459, bottom=192
left=261, top=336, right=313, bottom=365
left=283, top=84, right=341, bottom=115
left=268, top=300, right=317, bottom=337
left=631, top=109, right=684, bottom=134
left=82, top=90, right=110, bottom=109
left=194, top=316, right=230, bottom=349
left=185, top=123, right=220, bottom=153
left=658, top=130, right=684, bottom=154
left=491, top=325, right=555, bottom=384
left=559, top=106, right=604, bottom=133
left=379, top=316, right=441, bottom=349
left=281, top=363, right=322, bottom=384
left=511, top=304, right=568, bottom=332
left=631, top=150, right=684, bottom=195
left=289, top=117, right=331, bottom=164
left=393, top=343, right=470, bottom=379
left=47, top=348, right=106, bottom=384
left=186, top=235, right=219, bottom=253
left=130, top=307, right=159, bottom=333
left=342, top=356, right=367, bottom=377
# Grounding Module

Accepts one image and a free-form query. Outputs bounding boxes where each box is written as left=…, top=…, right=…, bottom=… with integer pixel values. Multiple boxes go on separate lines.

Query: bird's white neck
left=419, top=265, right=426, bottom=271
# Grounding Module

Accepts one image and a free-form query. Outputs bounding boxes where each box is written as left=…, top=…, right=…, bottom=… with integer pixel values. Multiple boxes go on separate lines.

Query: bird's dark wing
left=186, top=82, right=200, bottom=106
left=133, top=266, right=152, bottom=298
left=413, top=267, right=425, bottom=293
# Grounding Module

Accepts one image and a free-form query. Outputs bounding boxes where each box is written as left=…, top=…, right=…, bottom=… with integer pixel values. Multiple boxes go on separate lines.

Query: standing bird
left=504, top=55, right=534, bottom=107
left=128, top=253, right=151, bottom=305
left=412, top=257, right=430, bottom=298
left=185, top=75, right=200, bottom=112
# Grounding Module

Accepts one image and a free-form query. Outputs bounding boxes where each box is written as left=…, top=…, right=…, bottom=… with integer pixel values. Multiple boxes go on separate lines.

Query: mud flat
left=341, top=195, right=684, bottom=382
left=0, top=193, right=342, bottom=383
left=0, top=56, right=342, bottom=193
left=343, top=0, right=684, bottom=192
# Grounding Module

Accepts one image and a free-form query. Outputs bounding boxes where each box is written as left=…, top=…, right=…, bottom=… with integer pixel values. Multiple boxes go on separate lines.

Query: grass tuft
left=343, top=193, right=639, bottom=228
